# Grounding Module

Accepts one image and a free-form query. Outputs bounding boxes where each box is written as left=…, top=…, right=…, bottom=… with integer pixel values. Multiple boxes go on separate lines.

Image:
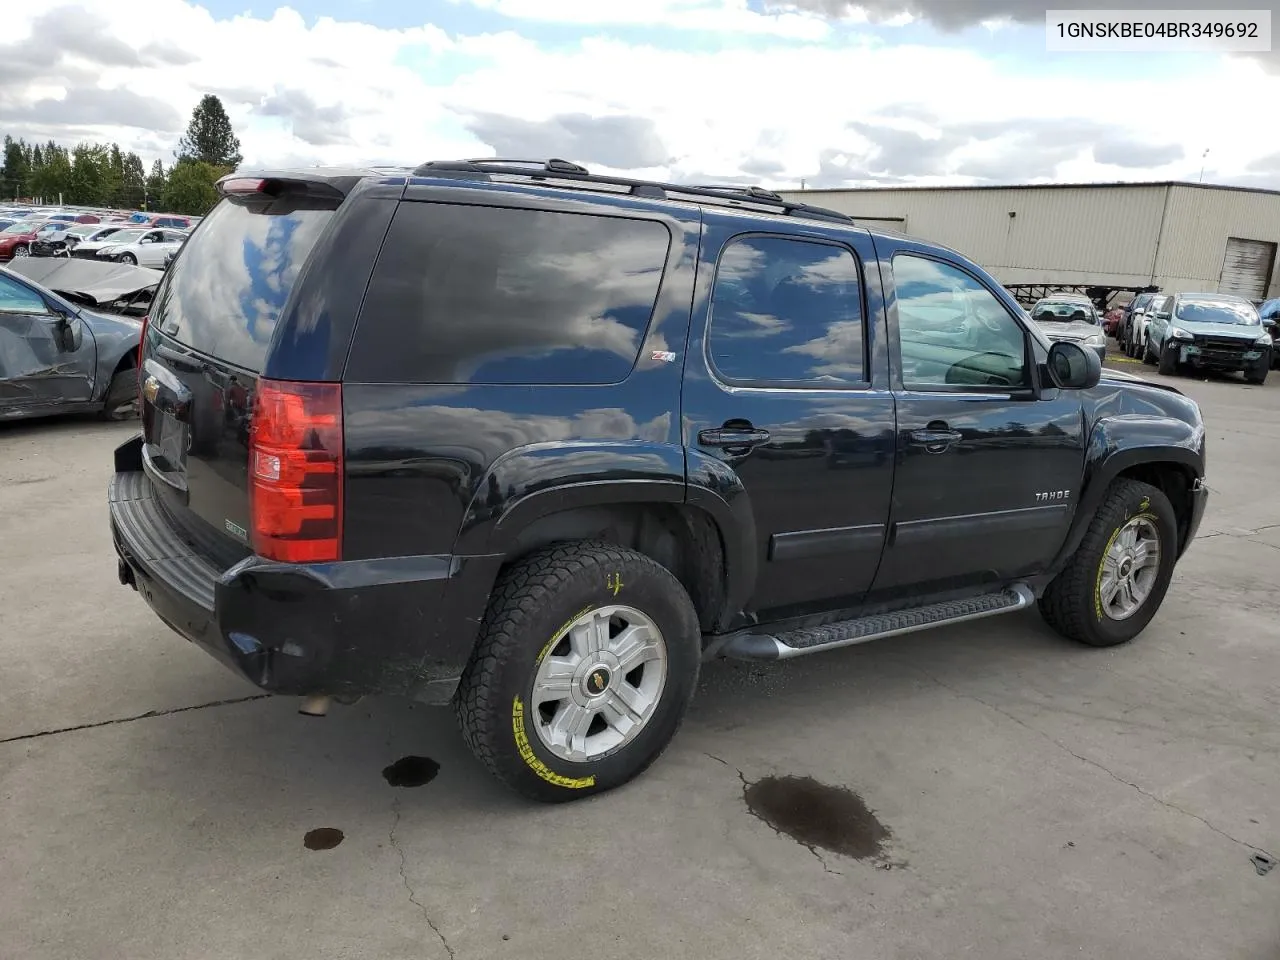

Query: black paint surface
left=744, top=775, right=890, bottom=860
left=303, top=827, right=344, bottom=851
left=383, top=755, right=441, bottom=788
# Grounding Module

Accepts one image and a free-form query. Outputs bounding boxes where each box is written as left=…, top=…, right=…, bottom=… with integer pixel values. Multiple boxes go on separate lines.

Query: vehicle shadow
left=125, top=608, right=1089, bottom=820
left=0, top=410, right=137, bottom=438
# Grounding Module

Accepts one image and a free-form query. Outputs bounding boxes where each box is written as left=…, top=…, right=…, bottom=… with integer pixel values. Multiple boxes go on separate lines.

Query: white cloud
left=450, top=0, right=834, bottom=39
left=0, top=0, right=1278, bottom=191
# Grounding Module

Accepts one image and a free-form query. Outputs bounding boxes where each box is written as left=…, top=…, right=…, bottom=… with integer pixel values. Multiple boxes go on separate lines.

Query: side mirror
left=1263, top=318, right=1276, bottom=330
left=54, top=314, right=83, bottom=352
left=1046, top=340, right=1102, bottom=391
left=1154, top=311, right=1171, bottom=320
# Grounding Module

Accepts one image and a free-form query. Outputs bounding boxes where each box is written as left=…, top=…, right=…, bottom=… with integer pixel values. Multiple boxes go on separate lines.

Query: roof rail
left=409, top=158, right=855, bottom=225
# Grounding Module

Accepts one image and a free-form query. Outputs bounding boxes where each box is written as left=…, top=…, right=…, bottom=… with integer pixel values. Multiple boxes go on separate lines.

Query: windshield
left=68, top=224, right=98, bottom=237
left=2, top=222, right=34, bottom=234
left=1175, top=299, right=1260, bottom=326
left=1032, top=301, right=1097, bottom=324
left=102, top=229, right=147, bottom=245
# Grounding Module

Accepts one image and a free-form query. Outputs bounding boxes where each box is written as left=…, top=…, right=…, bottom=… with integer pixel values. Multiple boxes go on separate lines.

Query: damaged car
left=1, top=259, right=151, bottom=421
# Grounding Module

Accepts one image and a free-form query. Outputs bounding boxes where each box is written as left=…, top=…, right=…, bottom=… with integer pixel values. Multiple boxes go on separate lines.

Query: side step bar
left=714, top=584, right=1036, bottom=661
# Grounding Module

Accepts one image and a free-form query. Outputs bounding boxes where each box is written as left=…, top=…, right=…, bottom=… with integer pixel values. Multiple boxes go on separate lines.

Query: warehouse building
left=778, top=181, right=1280, bottom=306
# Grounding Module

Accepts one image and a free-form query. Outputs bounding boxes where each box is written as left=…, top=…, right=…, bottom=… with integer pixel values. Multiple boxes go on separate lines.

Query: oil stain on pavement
left=303, top=827, right=345, bottom=851
left=744, top=775, right=891, bottom=861
left=382, top=756, right=441, bottom=788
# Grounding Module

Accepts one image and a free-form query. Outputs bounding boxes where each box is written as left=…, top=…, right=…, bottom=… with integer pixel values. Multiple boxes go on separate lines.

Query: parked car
left=1029, top=295, right=1108, bottom=362
left=1118, top=291, right=1158, bottom=353
left=32, top=223, right=128, bottom=258
left=0, top=263, right=141, bottom=421
left=108, top=160, right=1209, bottom=801
left=93, top=228, right=188, bottom=267
left=0, top=220, right=51, bottom=261
left=1144, top=292, right=1272, bottom=384
left=1259, top=298, right=1280, bottom=368
left=1102, top=306, right=1124, bottom=336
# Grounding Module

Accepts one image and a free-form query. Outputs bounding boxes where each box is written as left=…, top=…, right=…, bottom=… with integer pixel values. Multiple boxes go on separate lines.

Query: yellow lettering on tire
left=535, top=605, right=592, bottom=665
left=512, top=696, right=595, bottom=789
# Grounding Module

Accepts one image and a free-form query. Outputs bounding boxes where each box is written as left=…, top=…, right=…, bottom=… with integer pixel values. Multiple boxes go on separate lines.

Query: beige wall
left=779, top=183, right=1280, bottom=299
left=1155, top=186, right=1280, bottom=299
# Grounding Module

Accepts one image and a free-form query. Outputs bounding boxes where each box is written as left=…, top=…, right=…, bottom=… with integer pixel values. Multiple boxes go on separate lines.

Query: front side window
left=893, top=254, right=1029, bottom=389
left=0, top=274, right=49, bottom=315
left=708, top=235, right=865, bottom=386
left=349, top=203, right=672, bottom=385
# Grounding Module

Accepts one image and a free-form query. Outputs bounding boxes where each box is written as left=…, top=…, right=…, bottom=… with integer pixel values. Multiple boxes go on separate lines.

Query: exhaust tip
left=298, top=695, right=331, bottom=717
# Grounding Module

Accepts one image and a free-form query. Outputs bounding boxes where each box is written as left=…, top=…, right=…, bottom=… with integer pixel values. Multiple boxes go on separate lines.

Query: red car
left=1102, top=307, right=1124, bottom=336
left=0, top=220, right=49, bottom=261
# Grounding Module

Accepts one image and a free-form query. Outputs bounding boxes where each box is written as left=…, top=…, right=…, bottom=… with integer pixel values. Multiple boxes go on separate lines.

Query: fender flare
left=1050, top=415, right=1203, bottom=571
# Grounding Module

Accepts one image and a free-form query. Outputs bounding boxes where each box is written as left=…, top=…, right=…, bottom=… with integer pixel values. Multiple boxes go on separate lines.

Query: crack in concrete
left=389, top=798, right=456, bottom=959
left=0, top=694, right=271, bottom=745
left=909, top=666, right=1275, bottom=862
left=704, top=752, right=844, bottom=876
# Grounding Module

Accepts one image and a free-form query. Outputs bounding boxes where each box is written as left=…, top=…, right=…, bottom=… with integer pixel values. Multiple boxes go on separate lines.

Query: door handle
left=909, top=425, right=962, bottom=453
left=699, top=427, right=771, bottom=448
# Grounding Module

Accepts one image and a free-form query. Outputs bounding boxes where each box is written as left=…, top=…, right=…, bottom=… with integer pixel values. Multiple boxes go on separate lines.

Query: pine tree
left=176, top=95, right=242, bottom=168
left=145, top=159, right=168, bottom=210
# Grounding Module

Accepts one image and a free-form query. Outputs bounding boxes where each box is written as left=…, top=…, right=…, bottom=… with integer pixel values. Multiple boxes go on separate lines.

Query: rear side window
left=347, top=202, right=671, bottom=384
left=151, top=199, right=333, bottom=372
left=708, top=235, right=865, bottom=386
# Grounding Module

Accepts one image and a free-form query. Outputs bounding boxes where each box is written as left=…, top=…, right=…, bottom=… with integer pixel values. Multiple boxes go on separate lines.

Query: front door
left=0, top=271, right=95, bottom=412
left=870, top=246, right=1085, bottom=600
left=682, top=215, right=897, bottom=623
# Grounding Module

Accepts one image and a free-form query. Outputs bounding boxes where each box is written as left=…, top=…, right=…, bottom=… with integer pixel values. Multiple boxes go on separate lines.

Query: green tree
left=162, top=159, right=220, bottom=215
left=145, top=159, right=168, bottom=210
left=2, top=136, right=33, bottom=199
left=69, top=143, right=112, bottom=205
left=121, top=152, right=146, bottom=209
left=30, top=143, right=72, bottom=202
left=176, top=94, right=242, bottom=168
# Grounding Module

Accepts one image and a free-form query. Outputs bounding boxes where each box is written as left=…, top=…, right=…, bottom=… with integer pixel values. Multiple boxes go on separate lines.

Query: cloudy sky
left=2, top=0, right=1279, bottom=189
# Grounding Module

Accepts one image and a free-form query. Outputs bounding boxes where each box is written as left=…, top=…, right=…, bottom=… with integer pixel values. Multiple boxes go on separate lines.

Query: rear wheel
left=1039, top=478, right=1178, bottom=647
left=455, top=541, right=701, bottom=802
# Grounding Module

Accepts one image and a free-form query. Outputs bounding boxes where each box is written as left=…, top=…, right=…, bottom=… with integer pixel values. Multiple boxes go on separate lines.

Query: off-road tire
left=454, top=541, right=701, bottom=802
left=1157, top=342, right=1177, bottom=375
left=1039, top=478, right=1178, bottom=647
left=99, top=366, right=138, bottom=420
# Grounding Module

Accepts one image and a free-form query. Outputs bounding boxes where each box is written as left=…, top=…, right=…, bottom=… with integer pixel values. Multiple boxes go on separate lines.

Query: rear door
left=139, top=193, right=339, bottom=559
left=682, top=213, right=896, bottom=622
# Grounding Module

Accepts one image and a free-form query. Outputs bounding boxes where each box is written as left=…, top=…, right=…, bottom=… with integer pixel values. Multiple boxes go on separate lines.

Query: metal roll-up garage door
left=1218, top=237, right=1276, bottom=300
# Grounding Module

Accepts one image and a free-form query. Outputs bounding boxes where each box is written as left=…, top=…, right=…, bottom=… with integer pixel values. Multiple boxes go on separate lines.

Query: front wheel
left=1245, top=364, right=1268, bottom=385
left=1039, top=478, right=1178, bottom=647
left=12, top=244, right=28, bottom=258
left=118, top=253, right=137, bottom=265
left=455, top=541, right=701, bottom=802
left=1157, top=342, right=1178, bottom=375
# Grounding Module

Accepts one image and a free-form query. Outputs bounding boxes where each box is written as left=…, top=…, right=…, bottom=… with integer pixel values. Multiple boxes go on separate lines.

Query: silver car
left=1030, top=296, right=1108, bottom=363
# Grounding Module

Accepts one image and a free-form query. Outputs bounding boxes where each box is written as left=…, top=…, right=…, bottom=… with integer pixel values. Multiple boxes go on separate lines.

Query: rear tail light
left=137, top=314, right=149, bottom=404
left=249, top=379, right=343, bottom=563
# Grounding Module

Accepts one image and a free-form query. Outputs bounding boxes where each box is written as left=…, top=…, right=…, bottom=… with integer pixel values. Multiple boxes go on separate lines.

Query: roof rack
left=410, top=158, right=854, bottom=225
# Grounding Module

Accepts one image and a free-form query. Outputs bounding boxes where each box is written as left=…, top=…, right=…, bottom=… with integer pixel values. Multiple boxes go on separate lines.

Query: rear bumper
left=108, top=436, right=501, bottom=703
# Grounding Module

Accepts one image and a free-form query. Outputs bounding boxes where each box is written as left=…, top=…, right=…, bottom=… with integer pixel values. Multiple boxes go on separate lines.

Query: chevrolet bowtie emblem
left=142, top=376, right=159, bottom=404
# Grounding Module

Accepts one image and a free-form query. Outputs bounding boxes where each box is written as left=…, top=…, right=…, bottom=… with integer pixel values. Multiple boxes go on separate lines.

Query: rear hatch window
left=141, top=195, right=337, bottom=562
left=152, top=199, right=333, bottom=372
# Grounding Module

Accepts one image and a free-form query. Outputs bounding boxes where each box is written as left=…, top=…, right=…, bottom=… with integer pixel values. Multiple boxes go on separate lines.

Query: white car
left=94, top=228, right=189, bottom=267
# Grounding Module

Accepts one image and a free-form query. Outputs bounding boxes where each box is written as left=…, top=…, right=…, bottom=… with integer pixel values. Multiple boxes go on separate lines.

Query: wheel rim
left=530, top=604, right=668, bottom=763
left=14, top=246, right=28, bottom=257
left=1099, top=516, right=1162, bottom=621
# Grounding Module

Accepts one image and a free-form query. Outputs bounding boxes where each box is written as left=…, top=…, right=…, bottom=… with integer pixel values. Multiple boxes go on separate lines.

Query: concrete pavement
left=2, top=365, right=1278, bottom=960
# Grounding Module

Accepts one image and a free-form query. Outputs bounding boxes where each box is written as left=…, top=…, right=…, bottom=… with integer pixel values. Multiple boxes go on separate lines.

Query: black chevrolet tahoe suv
left=109, top=159, right=1209, bottom=801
